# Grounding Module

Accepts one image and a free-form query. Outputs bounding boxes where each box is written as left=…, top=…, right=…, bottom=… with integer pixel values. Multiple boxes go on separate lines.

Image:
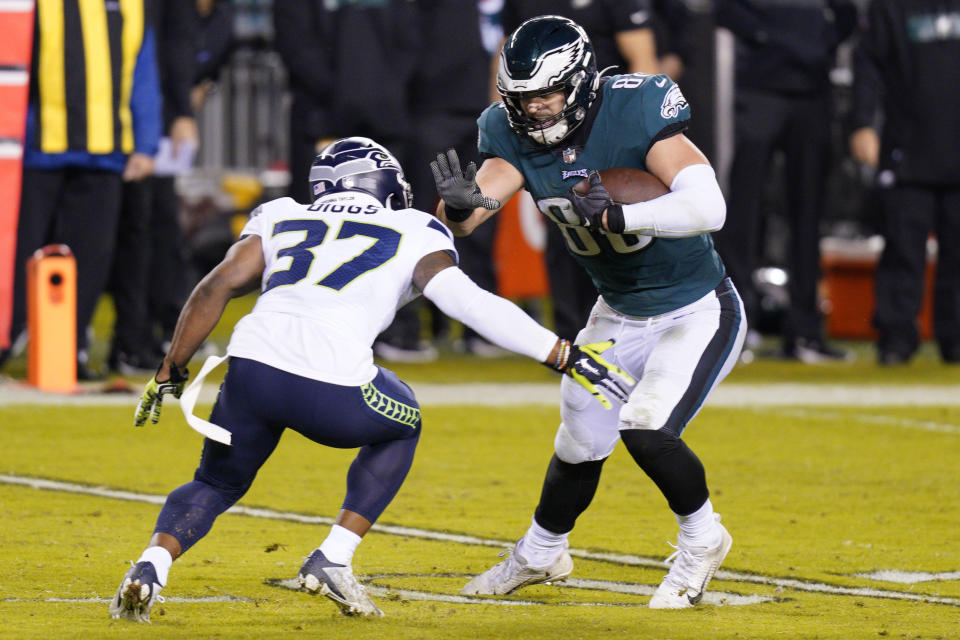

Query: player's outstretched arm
left=134, top=235, right=265, bottom=427
left=431, top=151, right=522, bottom=236
left=415, top=252, right=634, bottom=408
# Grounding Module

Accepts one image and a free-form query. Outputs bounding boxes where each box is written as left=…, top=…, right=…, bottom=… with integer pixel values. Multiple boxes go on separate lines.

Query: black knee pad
left=533, top=454, right=606, bottom=534
left=620, top=428, right=709, bottom=516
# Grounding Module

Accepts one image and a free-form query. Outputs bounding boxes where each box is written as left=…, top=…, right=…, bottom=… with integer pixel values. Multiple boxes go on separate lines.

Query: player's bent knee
left=155, top=479, right=245, bottom=554
left=554, top=422, right=616, bottom=464
left=618, top=427, right=708, bottom=515
left=619, top=427, right=674, bottom=464
left=558, top=375, right=623, bottom=463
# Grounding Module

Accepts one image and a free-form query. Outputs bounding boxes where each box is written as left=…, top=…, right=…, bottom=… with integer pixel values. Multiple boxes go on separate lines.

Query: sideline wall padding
left=0, top=0, right=35, bottom=349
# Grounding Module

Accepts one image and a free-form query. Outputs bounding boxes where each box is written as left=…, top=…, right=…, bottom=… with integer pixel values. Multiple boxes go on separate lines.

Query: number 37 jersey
left=227, top=193, right=457, bottom=386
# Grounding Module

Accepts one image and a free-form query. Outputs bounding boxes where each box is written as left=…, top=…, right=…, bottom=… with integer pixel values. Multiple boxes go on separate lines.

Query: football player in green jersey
left=432, top=15, right=747, bottom=608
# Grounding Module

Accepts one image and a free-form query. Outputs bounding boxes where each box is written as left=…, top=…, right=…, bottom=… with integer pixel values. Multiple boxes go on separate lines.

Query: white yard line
left=1, top=596, right=253, bottom=604
left=1, top=473, right=957, bottom=608
left=2, top=381, right=960, bottom=407
left=362, top=580, right=772, bottom=607
left=855, top=570, right=960, bottom=584
left=749, top=407, right=960, bottom=434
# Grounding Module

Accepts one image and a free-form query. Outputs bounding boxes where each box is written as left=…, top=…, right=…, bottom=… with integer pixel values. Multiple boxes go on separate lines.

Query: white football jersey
left=226, top=193, right=458, bottom=385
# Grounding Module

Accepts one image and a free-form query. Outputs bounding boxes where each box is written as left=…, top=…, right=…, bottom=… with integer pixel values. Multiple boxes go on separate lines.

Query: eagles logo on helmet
left=497, top=15, right=601, bottom=147
left=309, top=137, right=413, bottom=210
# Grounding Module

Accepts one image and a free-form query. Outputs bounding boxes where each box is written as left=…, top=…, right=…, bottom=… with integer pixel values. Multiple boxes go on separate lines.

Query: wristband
left=558, top=339, right=570, bottom=370
left=444, top=206, right=473, bottom=222
left=155, top=361, right=189, bottom=384
left=605, top=204, right=625, bottom=234
left=547, top=339, right=575, bottom=372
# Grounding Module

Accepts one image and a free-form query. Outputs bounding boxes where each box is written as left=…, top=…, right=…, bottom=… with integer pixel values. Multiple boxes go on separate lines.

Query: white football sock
left=138, top=546, right=173, bottom=587
left=676, top=499, right=721, bottom=548
left=319, top=524, right=362, bottom=566
left=517, top=517, right=569, bottom=568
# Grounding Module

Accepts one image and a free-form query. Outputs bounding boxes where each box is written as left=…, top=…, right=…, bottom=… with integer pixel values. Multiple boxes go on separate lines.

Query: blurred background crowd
left=2, top=0, right=959, bottom=380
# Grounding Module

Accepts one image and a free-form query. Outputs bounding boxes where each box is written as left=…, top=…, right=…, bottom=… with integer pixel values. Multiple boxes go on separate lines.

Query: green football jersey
left=478, top=73, right=726, bottom=317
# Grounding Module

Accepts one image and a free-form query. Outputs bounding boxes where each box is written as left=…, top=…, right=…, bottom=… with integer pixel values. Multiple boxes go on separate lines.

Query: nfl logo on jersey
left=562, top=147, right=579, bottom=164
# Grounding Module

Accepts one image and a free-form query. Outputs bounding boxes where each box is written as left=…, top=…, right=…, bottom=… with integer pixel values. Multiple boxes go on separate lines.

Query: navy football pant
left=155, top=357, right=421, bottom=553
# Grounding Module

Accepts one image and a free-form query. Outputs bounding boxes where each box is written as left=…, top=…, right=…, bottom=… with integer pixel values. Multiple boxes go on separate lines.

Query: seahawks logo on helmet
left=309, top=137, right=413, bottom=210
left=497, top=15, right=601, bottom=147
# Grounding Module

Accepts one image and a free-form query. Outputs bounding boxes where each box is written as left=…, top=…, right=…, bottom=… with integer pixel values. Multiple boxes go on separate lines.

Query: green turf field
left=1, top=294, right=958, bottom=638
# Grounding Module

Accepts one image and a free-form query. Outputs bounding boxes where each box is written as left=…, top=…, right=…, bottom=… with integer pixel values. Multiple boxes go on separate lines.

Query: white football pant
left=554, top=279, right=747, bottom=464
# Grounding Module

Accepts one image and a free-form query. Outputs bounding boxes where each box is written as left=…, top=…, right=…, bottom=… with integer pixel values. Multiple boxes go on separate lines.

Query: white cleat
left=109, top=561, right=164, bottom=623
left=297, top=549, right=383, bottom=617
left=649, top=515, right=733, bottom=609
left=461, top=540, right=574, bottom=596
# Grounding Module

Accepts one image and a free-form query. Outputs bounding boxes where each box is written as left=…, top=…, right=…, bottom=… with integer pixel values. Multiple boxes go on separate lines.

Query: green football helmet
left=497, top=15, right=600, bottom=147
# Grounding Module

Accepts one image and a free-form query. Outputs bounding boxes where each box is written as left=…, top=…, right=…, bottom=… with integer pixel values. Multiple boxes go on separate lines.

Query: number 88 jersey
left=479, top=73, right=726, bottom=318
left=226, top=193, right=457, bottom=386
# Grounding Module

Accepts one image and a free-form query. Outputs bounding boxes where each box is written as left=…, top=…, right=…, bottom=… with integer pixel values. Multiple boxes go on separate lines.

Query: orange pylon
left=27, top=244, right=77, bottom=392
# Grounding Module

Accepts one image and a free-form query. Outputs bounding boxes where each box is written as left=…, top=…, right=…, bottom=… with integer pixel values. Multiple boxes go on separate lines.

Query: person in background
left=1, top=0, right=161, bottom=380
left=272, top=0, right=432, bottom=362
left=271, top=1, right=418, bottom=207
left=109, top=137, right=631, bottom=622
left=652, top=0, right=693, bottom=81
left=713, top=0, right=857, bottom=363
left=496, top=0, right=660, bottom=341
left=148, top=0, right=237, bottom=361
left=848, top=0, right=960, bottom=365
left=108, top=0, right=200, bottom=375
left=396, top=0, right=509, bottom=359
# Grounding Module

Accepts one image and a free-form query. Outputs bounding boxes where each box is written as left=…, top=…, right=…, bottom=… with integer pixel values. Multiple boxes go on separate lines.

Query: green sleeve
left=477, top=103, right=517, bottom=162
left=604, top=73, right=691, bottom=145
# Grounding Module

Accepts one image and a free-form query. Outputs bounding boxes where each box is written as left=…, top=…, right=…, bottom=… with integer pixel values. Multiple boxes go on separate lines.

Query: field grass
left=1, top=294, right=959, bottom=638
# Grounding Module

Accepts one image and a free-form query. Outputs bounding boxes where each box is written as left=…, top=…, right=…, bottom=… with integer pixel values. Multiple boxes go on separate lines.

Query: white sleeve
left=422, top=267, right=558, bottom=362
left=620, top=164, right=726, bottom=238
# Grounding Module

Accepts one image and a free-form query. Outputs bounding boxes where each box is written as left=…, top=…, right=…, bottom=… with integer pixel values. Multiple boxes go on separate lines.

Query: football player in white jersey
left=109, top=137, right=634, bottom=622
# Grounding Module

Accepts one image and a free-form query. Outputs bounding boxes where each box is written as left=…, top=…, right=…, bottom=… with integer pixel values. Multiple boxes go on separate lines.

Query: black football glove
left=430, top=148, right=501, bottom=222
left=134, top=365, right=189, bottom=427
left=566, top=171, right=625, bottom=233
left=547, top=339, right=635, bottom=409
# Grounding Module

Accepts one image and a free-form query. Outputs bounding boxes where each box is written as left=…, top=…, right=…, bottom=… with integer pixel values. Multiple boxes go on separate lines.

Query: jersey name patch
left=660, top=85, right=689, bottom=119
left=309, top=201, right=380, bottom=215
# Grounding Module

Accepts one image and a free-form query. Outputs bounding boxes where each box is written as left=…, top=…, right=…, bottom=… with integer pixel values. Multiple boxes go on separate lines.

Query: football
left=573, top=167, right=669, bottom=204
